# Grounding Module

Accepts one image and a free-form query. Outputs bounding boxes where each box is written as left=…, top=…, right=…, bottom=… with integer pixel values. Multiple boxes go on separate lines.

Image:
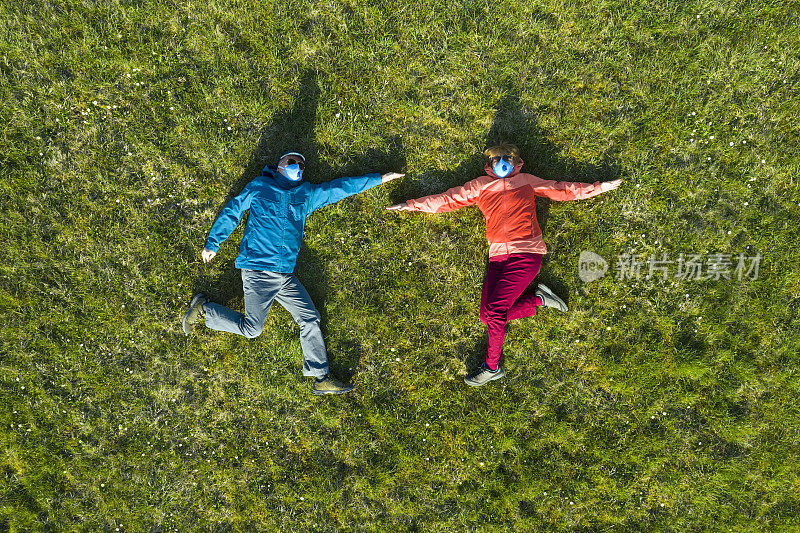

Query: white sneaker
left=535, top=283, right=567, bottom=312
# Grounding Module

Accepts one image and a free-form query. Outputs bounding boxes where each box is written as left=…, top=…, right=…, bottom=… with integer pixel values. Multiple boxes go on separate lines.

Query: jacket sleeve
left=205, top=182, right=256, bottom=252
left=405, top=178, right=484, bottom=213
left=307, top=173, right=383, bottom=212
left=529, top=175, right=615, bottom=201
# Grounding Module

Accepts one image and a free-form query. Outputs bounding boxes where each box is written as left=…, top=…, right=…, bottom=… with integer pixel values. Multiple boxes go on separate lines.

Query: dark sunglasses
left=489, top=155, right=514, bottom=166
left=282, top=157, right=305, bottom=170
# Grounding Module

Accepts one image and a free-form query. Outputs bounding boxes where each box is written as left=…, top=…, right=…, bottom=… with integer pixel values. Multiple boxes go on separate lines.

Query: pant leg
left=506, top=292, right=544, bottom=320
left=506, top=254, right=544, bottom=320
left=484, top=254, right=543, bottom=369
left=479, top=258, right=506, bottom=325
left=204, top=269, right=282, bottom=338
left=274, top=274, right=329, bottom=378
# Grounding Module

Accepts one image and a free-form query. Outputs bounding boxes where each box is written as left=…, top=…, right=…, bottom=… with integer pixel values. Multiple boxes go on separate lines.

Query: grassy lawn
left=2, top=0, right=799, bottom=530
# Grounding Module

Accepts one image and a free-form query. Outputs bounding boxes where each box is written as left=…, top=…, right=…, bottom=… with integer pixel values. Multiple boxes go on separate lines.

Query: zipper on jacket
left=502, top=177, right=509, bottom=256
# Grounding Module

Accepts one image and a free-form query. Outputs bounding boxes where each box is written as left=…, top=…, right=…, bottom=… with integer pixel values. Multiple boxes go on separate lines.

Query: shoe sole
left=312, top=387, right=354, bottom=395
left=182, top=294, right=205, bottom=336
left=464, top=368, right=505, bottom=387
left=537, top=284, right=568, bottom=312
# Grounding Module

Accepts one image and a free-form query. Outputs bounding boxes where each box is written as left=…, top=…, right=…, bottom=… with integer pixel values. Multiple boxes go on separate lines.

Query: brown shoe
left=312, top=375, right=354, bottom=395
left=182, top=293, right=208, bottom=335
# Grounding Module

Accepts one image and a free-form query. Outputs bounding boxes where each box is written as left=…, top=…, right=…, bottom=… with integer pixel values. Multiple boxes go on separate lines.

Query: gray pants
left=204, top=269, right=328, bottom=377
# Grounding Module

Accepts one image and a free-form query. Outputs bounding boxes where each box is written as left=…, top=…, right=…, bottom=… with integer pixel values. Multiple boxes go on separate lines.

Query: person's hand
left=604, top=179, right=622, bottom=191
left=386, top=203, right=410, bottom=211
left=381, top=172, right=405, bottom=183
left=202, top=248, right=217, bottom=263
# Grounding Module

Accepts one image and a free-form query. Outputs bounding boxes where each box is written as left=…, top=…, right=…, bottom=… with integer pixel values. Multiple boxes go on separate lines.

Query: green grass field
left=2, top=0, right=800, bottom=530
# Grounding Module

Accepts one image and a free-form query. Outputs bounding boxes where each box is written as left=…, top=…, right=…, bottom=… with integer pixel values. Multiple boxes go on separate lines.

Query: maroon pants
left=479, top=253, right=544, bottom=370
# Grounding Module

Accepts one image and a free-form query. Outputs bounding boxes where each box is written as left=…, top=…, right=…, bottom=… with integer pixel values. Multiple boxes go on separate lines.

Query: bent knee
left=241, top=321, right=264, bottom=339
left=296, top=314, right=321, bottom=330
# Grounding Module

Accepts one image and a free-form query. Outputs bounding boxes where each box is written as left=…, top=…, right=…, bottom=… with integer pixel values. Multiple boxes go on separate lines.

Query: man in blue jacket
left=183, top=152, right=403, bottom=395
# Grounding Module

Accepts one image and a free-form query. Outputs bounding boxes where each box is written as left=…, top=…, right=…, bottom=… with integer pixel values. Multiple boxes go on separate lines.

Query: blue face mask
left=282, top=163, right=303, bottom=181
left=493, top=157, right=513, bottom=178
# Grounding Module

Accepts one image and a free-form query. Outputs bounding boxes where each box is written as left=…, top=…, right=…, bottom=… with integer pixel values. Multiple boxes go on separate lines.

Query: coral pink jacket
left=405, top=158, right=616, bottom=257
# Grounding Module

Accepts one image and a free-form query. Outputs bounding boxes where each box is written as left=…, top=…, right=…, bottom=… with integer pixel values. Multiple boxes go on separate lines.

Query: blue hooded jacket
left=205, top=167, right=383, bottom=273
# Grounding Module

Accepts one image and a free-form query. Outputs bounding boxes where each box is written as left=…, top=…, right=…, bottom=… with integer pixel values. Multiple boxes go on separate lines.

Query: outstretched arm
left=308, top=172, right=404, bottom=212
left=203, top=182, right=256, bottom=262
left=387, top=177, right=485, bottom=213
left=531, top=176, right=622, bottom=201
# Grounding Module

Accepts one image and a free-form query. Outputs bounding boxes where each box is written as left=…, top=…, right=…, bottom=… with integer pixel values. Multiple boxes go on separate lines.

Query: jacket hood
left=485, top=157, right=524, bottom=179
left=262, top=165, right=303, bottom=189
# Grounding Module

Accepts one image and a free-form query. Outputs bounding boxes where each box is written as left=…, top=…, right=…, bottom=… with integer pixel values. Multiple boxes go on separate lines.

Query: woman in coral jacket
left=388, top=144, right=621, bottom=387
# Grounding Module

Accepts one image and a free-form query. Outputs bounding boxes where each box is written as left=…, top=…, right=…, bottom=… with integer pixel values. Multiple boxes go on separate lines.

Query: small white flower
left=117, top=33, right=122, bottom=38
left=338, top=100, right=342, bottom=105
left=227, top=126, right=231, bottom=130
left=729, top=142, right=734, bottom=146
left=744, top=202, right=749, bottom=206
left=761, top=159, right=765, bottom=163
left=479, top=462, right=484, bottom=466
left=170, top=106, right=174, bottom=110
left=395, top=357, right=400, bottom=362
left=709, top=135, right=714, bottom=140
left=742, top=140, right=746, bottom=144
left=662, top=411, right=666, bottom=416
left=543, top=492, right=548, bottom=496
left=335, top=113, right=340, bottom=118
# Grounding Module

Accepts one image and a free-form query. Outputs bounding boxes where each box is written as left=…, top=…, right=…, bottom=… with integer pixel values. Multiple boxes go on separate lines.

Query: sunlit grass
left=1, top=0, right=799, bottom=530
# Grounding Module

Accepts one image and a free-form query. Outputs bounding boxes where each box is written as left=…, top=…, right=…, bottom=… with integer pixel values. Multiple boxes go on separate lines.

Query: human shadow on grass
left=194, top=69, right=406, bottom=380
left=390, top=91, right=621, bottom=373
